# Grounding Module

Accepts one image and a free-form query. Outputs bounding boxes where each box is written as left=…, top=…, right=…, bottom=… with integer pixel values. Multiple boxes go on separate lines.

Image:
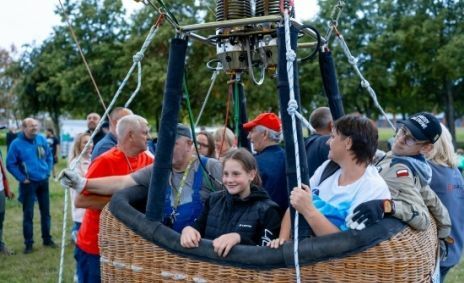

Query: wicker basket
left=99, top=205, right=438, bottom=282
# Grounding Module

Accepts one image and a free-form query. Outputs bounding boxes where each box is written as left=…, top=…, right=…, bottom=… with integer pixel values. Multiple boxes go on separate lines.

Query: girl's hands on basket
left=180, top=226, right=202, bottom=248
left=212, top=233, right=241, bottom=257
left=267, top=238, right=287, bottom=249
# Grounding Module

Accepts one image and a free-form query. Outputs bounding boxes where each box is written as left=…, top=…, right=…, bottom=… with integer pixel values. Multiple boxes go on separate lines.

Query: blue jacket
left=255, top=144, right=288, bottom=212
left=429, top=162, right=464, bottom=268
left=305, top=134, right=330, bottom=178
left=6, top=133, right=52, bottom=182
left=91, top=132, right=117, bottom=161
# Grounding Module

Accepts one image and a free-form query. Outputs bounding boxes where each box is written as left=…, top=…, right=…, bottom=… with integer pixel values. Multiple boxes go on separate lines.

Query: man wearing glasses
left=349, top=112, right=451, bottom=241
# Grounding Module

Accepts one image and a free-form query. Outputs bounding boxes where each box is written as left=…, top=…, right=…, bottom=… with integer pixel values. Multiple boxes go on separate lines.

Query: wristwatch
left=383, top=199, right=395, bottom=215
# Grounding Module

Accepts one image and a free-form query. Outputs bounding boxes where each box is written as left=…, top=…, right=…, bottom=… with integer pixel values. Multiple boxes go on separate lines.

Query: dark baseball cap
left=397, top=112, right=442, bottom=144
left=176, top=123, right=192, bottom=140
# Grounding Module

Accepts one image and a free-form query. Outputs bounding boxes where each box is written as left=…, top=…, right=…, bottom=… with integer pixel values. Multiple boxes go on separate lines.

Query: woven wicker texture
left=99, top=206, right=437, bottom=282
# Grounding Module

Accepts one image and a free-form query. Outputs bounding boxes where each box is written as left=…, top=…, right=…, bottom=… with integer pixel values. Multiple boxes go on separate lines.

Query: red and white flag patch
left=396, top=169, right=409, bottom=177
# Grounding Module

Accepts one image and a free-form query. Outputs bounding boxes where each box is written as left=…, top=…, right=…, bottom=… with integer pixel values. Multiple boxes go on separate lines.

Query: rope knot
left=287, top=99, right=298, bottom=115
left=361, top=80, right=370, bottom=88
left=348, top=56, right=357, bottom=65
left=286, top=49, right=296, bottom=62
left=133, top=52, right=144, bottom=63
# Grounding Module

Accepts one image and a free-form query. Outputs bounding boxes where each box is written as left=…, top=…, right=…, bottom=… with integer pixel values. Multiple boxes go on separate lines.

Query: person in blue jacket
left=6, top=118, right=55, bottom=254
left=426, top=124, right=464, bottom=282
left=243, top=112, right=288, bottom=213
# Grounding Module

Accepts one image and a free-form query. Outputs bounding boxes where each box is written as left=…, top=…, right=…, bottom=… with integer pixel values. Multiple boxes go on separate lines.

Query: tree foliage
left=5, top=0, right=464, bottom=139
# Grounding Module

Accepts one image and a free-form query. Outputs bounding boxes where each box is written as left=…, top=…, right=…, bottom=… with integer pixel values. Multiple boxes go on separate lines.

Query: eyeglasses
left=395, top=127, right=427, bottom=146
left=197, top=142, right=209, bottom=148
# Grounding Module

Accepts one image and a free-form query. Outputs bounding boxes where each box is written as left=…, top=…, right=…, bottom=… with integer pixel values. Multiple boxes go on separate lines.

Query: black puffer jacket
left=192, top=186, right=282, bottom=245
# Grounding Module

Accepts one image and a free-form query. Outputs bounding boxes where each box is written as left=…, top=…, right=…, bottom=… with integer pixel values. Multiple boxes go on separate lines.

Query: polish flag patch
left=396, top=169, right=409, bottom=177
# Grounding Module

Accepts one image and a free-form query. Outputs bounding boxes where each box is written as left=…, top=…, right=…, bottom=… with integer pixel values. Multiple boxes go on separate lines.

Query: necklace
left=122, top=151, right=135, bottom=173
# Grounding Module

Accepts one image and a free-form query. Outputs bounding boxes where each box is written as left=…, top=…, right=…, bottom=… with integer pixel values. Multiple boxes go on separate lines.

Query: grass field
left=1, top=141, right=464, bottom=282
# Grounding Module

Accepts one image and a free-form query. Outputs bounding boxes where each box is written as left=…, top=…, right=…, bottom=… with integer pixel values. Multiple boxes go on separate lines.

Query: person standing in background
left=0, top=149, right=15, bottom=255
left=426, top=124, right=464, bottom=282
left=46, top=128, right=60, bottom=178
left=6, top=127, right=18, bottom=153
left=305, top=107, right=333, bottom=178
left=86, top=113, right=105, bottom=147
left=6, top=118, right=55, bottom=254
left=91, top=107, right=132, bottom=160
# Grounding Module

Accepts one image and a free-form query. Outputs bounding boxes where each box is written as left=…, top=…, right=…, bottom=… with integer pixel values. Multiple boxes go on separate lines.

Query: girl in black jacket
left=180, top=148, right=281, bottom=257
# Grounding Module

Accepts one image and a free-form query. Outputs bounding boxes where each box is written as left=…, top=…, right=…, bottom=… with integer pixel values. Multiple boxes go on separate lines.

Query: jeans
left=0, top=190, right=5, bottom=246
left=75, top=245, right=101, bottom=283
left=440, top=265, right=453, bottom=283
left=21, top=179, right=52, bottom=246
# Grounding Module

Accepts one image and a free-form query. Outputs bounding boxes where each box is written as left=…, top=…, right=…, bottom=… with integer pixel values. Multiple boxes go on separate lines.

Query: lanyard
left=171, top=157, right=195, bottom=210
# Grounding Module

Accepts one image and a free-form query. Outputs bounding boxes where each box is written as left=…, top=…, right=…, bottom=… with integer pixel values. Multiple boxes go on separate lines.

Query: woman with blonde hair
left=213, top=127, right=236, bottom=160
left=426, top=123, right=464, bottom=282
left=68, top=132, right=93, bottom=242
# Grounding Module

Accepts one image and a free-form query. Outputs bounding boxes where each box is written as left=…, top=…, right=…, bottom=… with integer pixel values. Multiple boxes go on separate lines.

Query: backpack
left=318, top=160, right=340, bottom=186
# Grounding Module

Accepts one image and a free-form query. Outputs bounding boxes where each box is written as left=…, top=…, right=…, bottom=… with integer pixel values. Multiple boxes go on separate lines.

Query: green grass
left=0, top=151, right=75, bottom=283
left=1, top=142, right=464, bottom=282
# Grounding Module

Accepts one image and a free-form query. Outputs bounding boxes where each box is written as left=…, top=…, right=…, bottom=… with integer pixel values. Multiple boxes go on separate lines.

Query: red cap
left=243, top=113, right=281, bottom=132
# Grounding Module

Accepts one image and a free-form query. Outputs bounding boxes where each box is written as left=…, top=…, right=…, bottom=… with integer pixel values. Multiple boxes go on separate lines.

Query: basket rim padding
left=108, top=185, right=407, bottom=270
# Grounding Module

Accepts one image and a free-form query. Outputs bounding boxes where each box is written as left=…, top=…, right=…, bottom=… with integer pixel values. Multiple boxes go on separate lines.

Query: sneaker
left=44, top=240, right=57, bottom=248
left=0, top=245, right=14, bottom=256
left=24, top=245, right=33, bottom=254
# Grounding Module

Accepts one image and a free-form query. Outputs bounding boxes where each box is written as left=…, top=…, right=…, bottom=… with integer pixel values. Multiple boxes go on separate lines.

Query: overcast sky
left=0, top=0, right=319, bottom=53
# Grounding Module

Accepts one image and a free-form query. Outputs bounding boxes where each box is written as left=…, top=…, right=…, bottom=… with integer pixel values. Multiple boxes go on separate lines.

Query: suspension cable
left=125, top=15, right=164, bottom=107
left=57, top=0, right=107, bottom=114
left=334, top=28, right=396, bottom=130
left=323, top=1, right=345, bottom=48
left=195, top=62, right=222, bottom=127
left=56, top=13, right=164, bottom=283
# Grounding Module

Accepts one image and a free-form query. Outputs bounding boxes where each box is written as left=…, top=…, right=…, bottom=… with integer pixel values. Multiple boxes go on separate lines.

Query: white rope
left=335, top=34, right=396, bottom=130
left=57, top=22, right=160, bottom=283
left=125, top=24, right=161, bottom=107
left=283, top=9, right=302, bottom=283
left=57, top=188, right=69, bottom=283
left=195, top=65, right=221, bottom=127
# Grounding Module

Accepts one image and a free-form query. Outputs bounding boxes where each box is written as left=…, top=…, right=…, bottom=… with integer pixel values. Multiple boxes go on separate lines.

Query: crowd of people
left=1, top=108, right=463, bottom=283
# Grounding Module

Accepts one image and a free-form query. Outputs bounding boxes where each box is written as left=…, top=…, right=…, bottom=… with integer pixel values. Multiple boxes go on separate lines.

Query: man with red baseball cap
left=243, top=113, right=288, bottom=212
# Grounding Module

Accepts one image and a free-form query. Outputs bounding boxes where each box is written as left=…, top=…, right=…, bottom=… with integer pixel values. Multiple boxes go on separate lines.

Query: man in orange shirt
left=73, top=114, right=153, bottom=283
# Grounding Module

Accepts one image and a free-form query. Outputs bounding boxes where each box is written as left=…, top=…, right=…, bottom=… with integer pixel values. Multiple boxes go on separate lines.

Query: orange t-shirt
left=76, top=148, right=153, bottom=255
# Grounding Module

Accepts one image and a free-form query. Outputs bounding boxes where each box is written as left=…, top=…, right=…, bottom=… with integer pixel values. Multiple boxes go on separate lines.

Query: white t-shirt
left=309, top=160, right=391, bottom=221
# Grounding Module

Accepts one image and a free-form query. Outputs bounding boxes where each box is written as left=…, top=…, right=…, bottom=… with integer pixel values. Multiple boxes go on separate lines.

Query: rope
left=56, top=15, right=163, bottom=283
left=233, top=74, right=241, bottom=137
left=283, top=7, right=301, bottom=283
left=57, top=186, right=69, bottom=283
left=194, top=63, right=221, bottom=127
left=57, top=0, right=107, bottom=115
left=125, top=17, right=163, bottom=107
left=217, top=80, right=234, bottom=156
left=335, top=31, right=396, bottom=130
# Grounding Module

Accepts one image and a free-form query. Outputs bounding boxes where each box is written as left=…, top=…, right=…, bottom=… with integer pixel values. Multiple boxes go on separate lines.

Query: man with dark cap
left=243, top=113, right=288, bottom=212
left=60, top=123, right=223, bottom=233
left=348, top=112, right=451, bottom=241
